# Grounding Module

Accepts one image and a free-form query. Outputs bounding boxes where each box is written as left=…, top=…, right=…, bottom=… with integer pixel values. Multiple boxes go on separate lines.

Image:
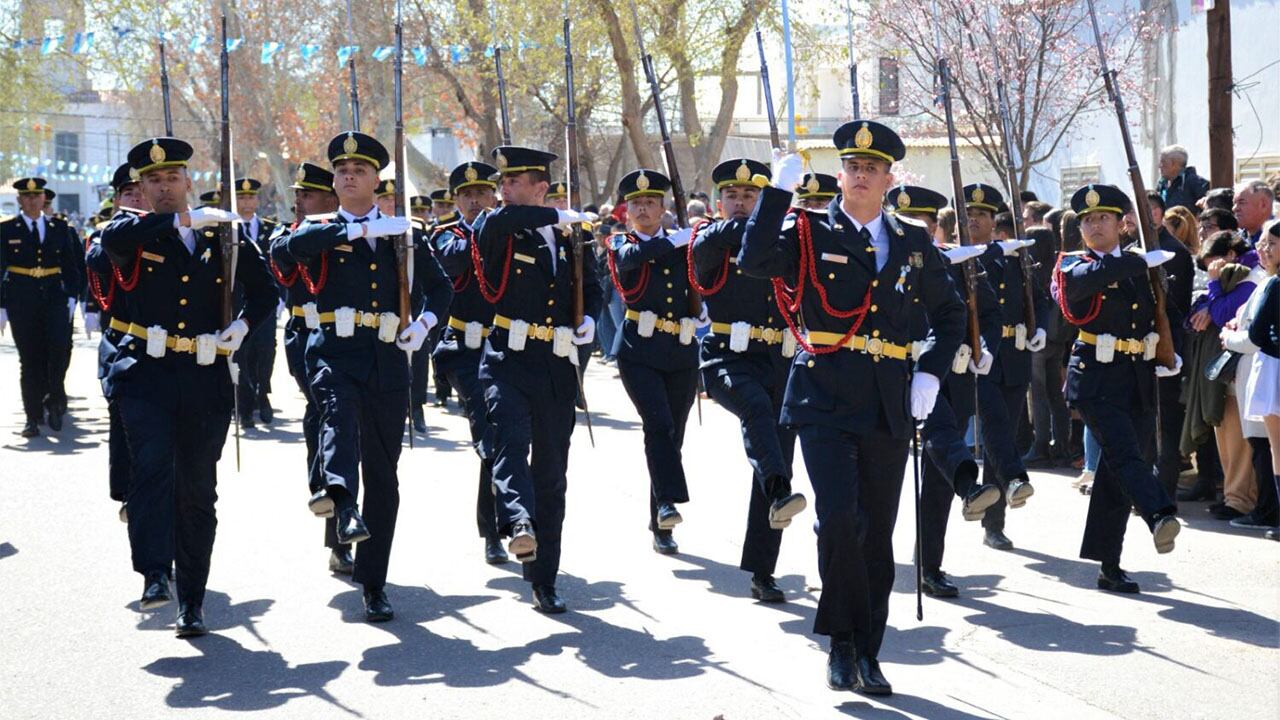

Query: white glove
left=770, top=149, right=804, bottom=192
left=84, top=308, right=100, bottom=334
left=695, top=307, right=711, bottom=329
left=910, top=371, right=941, bottom=420
left=1027, top=328, right=1047, bottom=352
left=556, top=208, right=592, bottom=226
left=1155, top=353, right=1182, bottom=378
left=666, top=227, right=693, bottom=249
left=943, top=245, right=986, bottom=265
left=0, top=308, right=7, bottom=335
left=187, top=207, right=238, bottom=228
left=349, top=216, right=412, bottom=240
left=996, top=239, right=1034, bottom=257
left=968, top=348, right=994, bottom=375
left=396, top=318, right=430, bottom=353
left=216, top=319, right=250, bottom=353
left=1144, top=249, right=1175, bottom=268
left=572, top=315, right=595, bottom=345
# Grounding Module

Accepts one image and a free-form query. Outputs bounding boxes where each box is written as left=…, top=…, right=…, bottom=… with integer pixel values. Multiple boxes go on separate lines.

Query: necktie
left=352, top=216, right=368, bottom=223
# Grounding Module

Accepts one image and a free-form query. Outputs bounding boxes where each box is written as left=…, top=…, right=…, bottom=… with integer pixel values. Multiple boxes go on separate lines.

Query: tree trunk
left=591, top=0, right=657, bottom=169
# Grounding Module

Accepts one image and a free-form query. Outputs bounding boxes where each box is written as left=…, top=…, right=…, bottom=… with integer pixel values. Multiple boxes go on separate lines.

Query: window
left=878, top=57, right=899, bottom=116
left=1236, top=155, right=1280, bottom=182
left=54, top=132, right=79, bottom=167
left=1059, top=165, right=1101, bottom=207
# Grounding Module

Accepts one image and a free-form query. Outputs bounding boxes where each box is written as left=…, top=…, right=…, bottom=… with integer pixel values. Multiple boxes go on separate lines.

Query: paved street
left=0, top=333, right=1277, bottom=720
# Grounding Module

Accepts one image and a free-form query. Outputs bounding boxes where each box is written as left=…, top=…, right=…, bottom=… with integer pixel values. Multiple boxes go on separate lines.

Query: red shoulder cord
left=84, top=235, right=117, bottom=312
left=296, top=219, right=333, bottom=295
left=1053, top=252, right=1102, bottom=326
left=448, top=228, right=473, bottom=292
left=685, top=219, right=730, bottom=297
left=268, top=222, right=301, bottom=288
left=470, top=231, right=514, bottom=304
left=112, top=246, right=145, bottom=292
left=606, top=232, right=651, bottom=304
left=770, top=211, right=874, bottom=356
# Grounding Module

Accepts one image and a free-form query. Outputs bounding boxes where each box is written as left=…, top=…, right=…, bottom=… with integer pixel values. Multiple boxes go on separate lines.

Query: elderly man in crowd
left=1155, top=144, right=1209, bottom=212
left=1234, top=180, right=1276, bottom=246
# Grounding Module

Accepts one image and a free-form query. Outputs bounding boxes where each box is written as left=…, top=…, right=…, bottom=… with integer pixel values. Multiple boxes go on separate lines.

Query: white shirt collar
left=337, top=205, right=380, bottom=223
left=839, top=207, right=883, bottom=239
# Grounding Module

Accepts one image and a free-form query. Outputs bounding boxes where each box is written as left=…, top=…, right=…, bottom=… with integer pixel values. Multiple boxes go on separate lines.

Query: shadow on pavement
left=0, top=542, right=16, bottom=560
left=837, top=693, right=1005, bottom=720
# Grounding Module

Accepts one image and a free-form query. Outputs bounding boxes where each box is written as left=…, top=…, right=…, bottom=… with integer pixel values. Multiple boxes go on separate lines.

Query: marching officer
left=793, top=172, right=838, bottom=211
left=1, top=177, right=85, bottom=437
left=889, top=185, right=1005, bottom=598
left=690, top=158, right=807, bottom=601
left=100, top=137, right=276, bottom=636
left=274, top=131, right=453, bottom=622
left=232, top=178, right=280, bottom=427
left=740, top=121, right=966, bottom=695
left=962, top=183, right=1046, bottom=550
left=1055, top=183, right=1181, bottom=593
left=607, top=169, right=706, bottom=554
left=431, top=160, right=505, bottom=564
left=375, top=179, right=398, bottom=217
left=409, top=195, right=431, bottom=224
left=472, top=144, right=600, bottom=613
left=265, top=161, right=353, bottom=574
left=430, top=188, right=458, bottom=225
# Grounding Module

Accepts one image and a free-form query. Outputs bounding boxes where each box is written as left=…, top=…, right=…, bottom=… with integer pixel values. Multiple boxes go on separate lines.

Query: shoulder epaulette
left=895, top=214, right=927, bottom=229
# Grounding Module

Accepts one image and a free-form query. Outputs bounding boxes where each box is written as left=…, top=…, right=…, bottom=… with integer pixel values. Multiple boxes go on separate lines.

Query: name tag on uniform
left=141, top=251, right=165, bottom=263
left=7, top=238, right=21, bottom=244
left=820, top=252, right=848, bottom=264
left=514, top=252, right=536, bottom=264
left=335, top=243, right=353, bottom=253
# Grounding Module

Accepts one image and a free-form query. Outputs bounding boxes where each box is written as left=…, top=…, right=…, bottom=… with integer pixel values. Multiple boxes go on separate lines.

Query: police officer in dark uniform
left=430, top=188, right=458, bottom=226
left=889, top=185, right=1005, bottom=599
left=85, top=163, right=152, bottom=521
left=962, top=183, right=1047, bottom=550
left=100, top=137, right=276, bottom=636
left=431, top=160, right=505, bottom=564
left=793, top=171, right=839, bottom=211
left=230, top=178, right=280, bottom=427
left=740, top=121, right=966, bottom=695
left=265, top=161, right=353, bottom=574
left=409, top=195, right=431, bottom=224
left=472, top=144, right=601, bottom=613
left=606, top=168, right=706, bottom=554
left=274, top=131, right=453, bottom=622
left=1, top=177, right=85, bottom=437
left=410, top=186, right=456, bottom=414
left=691, top=158, right=808, bottom=602
left=1055, top=183, right=1182, bottom=593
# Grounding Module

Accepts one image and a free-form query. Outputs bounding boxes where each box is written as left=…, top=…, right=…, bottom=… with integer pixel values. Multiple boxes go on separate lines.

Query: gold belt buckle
left=534, top=325, right=552, bottom=341
left=865, top=337, right=884, bottom=356
left=360, top=312, right=376, bottom=328
left=761, top=328, right=777, bottom=344
left=173, top=337, right=194, bottom=354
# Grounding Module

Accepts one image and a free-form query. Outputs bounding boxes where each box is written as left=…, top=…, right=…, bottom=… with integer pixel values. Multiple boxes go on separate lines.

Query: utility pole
left=1206, top=0, right=1233, bottom=187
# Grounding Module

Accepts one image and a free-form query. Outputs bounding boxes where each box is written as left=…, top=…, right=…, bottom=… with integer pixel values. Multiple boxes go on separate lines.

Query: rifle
left=394, top=0, right=415, bottom=448
left=563, top=1, right=594, bottom=446
left=218, top=4, right=241, bottom=470
left=1083, top=0, right=1176, bottom=370
left=628, top=0, right=702, bottom=423
left=492, top=8, right=512, bottom=146
left=344, top=0, right=361, bottom=130
left=846, top=2, right=860, bottom=120
left=754, top=22, right=781, bottom=151
left=780, top=0, right=797, bottom=149
left=158, top=30, right=173, bottom=134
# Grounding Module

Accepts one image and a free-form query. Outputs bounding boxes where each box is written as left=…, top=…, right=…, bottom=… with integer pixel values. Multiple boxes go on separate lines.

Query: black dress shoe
left=1152, top=514, right=1180, bottom=554
left=921, top=570, right=959, bottom=598
left=335, top=507, right=372, bottom=545
left=1266, top=528, right=1279, bottom=541
left=19, top=421, right=38, bottom=438
left=652, top=530, right=679, bottom=555
left=655, top=502, right=683, bottom=530
left=484, top=537, right=509, bottom=565
left=1177, top=480, right=1217, bottom=502
left=308, top=489, right=335, bottom=518
left=140, top=571, right=172, bottom=610
left=855, top=656, right=893, bottom=696
left=329, top=549, right=355, bottom=575
left=46, top=409, right=63, bottom=431
left=411, top=406, right=427, bottom=433
left=827, top=640, right=855, bottom=690
left=983, top=529, right=1014, bottom=551
left=509, top=521, right=537, bottom=562
left=118, top=503, right=129, bottom=524
left=532, top=584, right=567, bottom=614
left=239, top=414, right=255, bottom=430
left=175, top=604, right=208, bottom=638
left=363, top=587, right=394, bottom=622
left=1006, top=478, right=1034, bottom=508
left=961, top=484, right=1001, bottom=521
left=1021, top=448, right=1053, bottom=469
left=1097, top=563, right=1140, bottom=593
left=1210, top=504, right=1244, bottom=521
left=767, top=493, right=807, bottom=529
left=750, top=574, right=785, bottom=603
left=258, top=401, right=274, bottom=424
left=433, top=397, right=448, bottom=408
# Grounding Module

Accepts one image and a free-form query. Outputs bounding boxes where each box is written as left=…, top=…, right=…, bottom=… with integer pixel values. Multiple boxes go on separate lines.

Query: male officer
left=793, top=172, right=838, bottom=211
left=431, top=160, right=505, bottom=563
left=375, top=179, right=398, bottom=217
left=430, top=188, right=458, bottom=225
left=690, top=158, right=808, bottom=601
left=100, top=137, right=276, bottom=636
left=889, top=184, right=1005, bottom=598
left=1055, top=183, right=1182, bottom=593
left=275, top=131, right=452, bottom=622
left=606, top=169, right=707, bottom=554
left=409, top=195, right=431, bottom=224
left=472, top=144, right=600, bottom=613
left=266, top=161, right=353, bottom=574
left=740, top=120, right=966, bottom=695
left=231, top=177, right=280, bottom=427
left=1, top=177, right=85, bottom=436
left=962, top=183, right=1046, bottom=550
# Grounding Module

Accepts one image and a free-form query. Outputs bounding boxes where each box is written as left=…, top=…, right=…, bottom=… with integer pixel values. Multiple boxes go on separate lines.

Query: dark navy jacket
left=1, top=213, right=85, bottom=312
left=609, top=229, right=699, bottom=371
left=980, top=243, right=1054, bottom=388
left=740, top=188, right=966, bottom=439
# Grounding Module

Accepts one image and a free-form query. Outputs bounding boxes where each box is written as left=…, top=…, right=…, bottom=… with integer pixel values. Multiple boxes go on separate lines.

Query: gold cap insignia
left=211, top=193, right=221, bottom=205
left=343, top=132, right=358, bottom=155
left=129, top=168, right=140, bottom=182
left=806, top=176, right=820, bottom=194
left=854, top=122, right=873, bottom=149
left=495, top=152, right=508, bottom=169
left=25, top=178, right=37, bottom=191
left=241, top=179, right=252, bottom=192
left=443, top=189, right=451, bottom=201
left=149, top=140, right=166, bottom=164
left=735, top=160, right=751, bottom=182
left=896, top=190, right=912, bottom=208
left=464, top=163, right=479, bottom=182
left=386, top=180, right=395, bottom=194
left=1085, top=187, right=1100, bottom=208
left=971, top=186, right=985, bottom=204
left=636, top=171, right=650, bottom=191
left=295, top=165, right=307, bottom=183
